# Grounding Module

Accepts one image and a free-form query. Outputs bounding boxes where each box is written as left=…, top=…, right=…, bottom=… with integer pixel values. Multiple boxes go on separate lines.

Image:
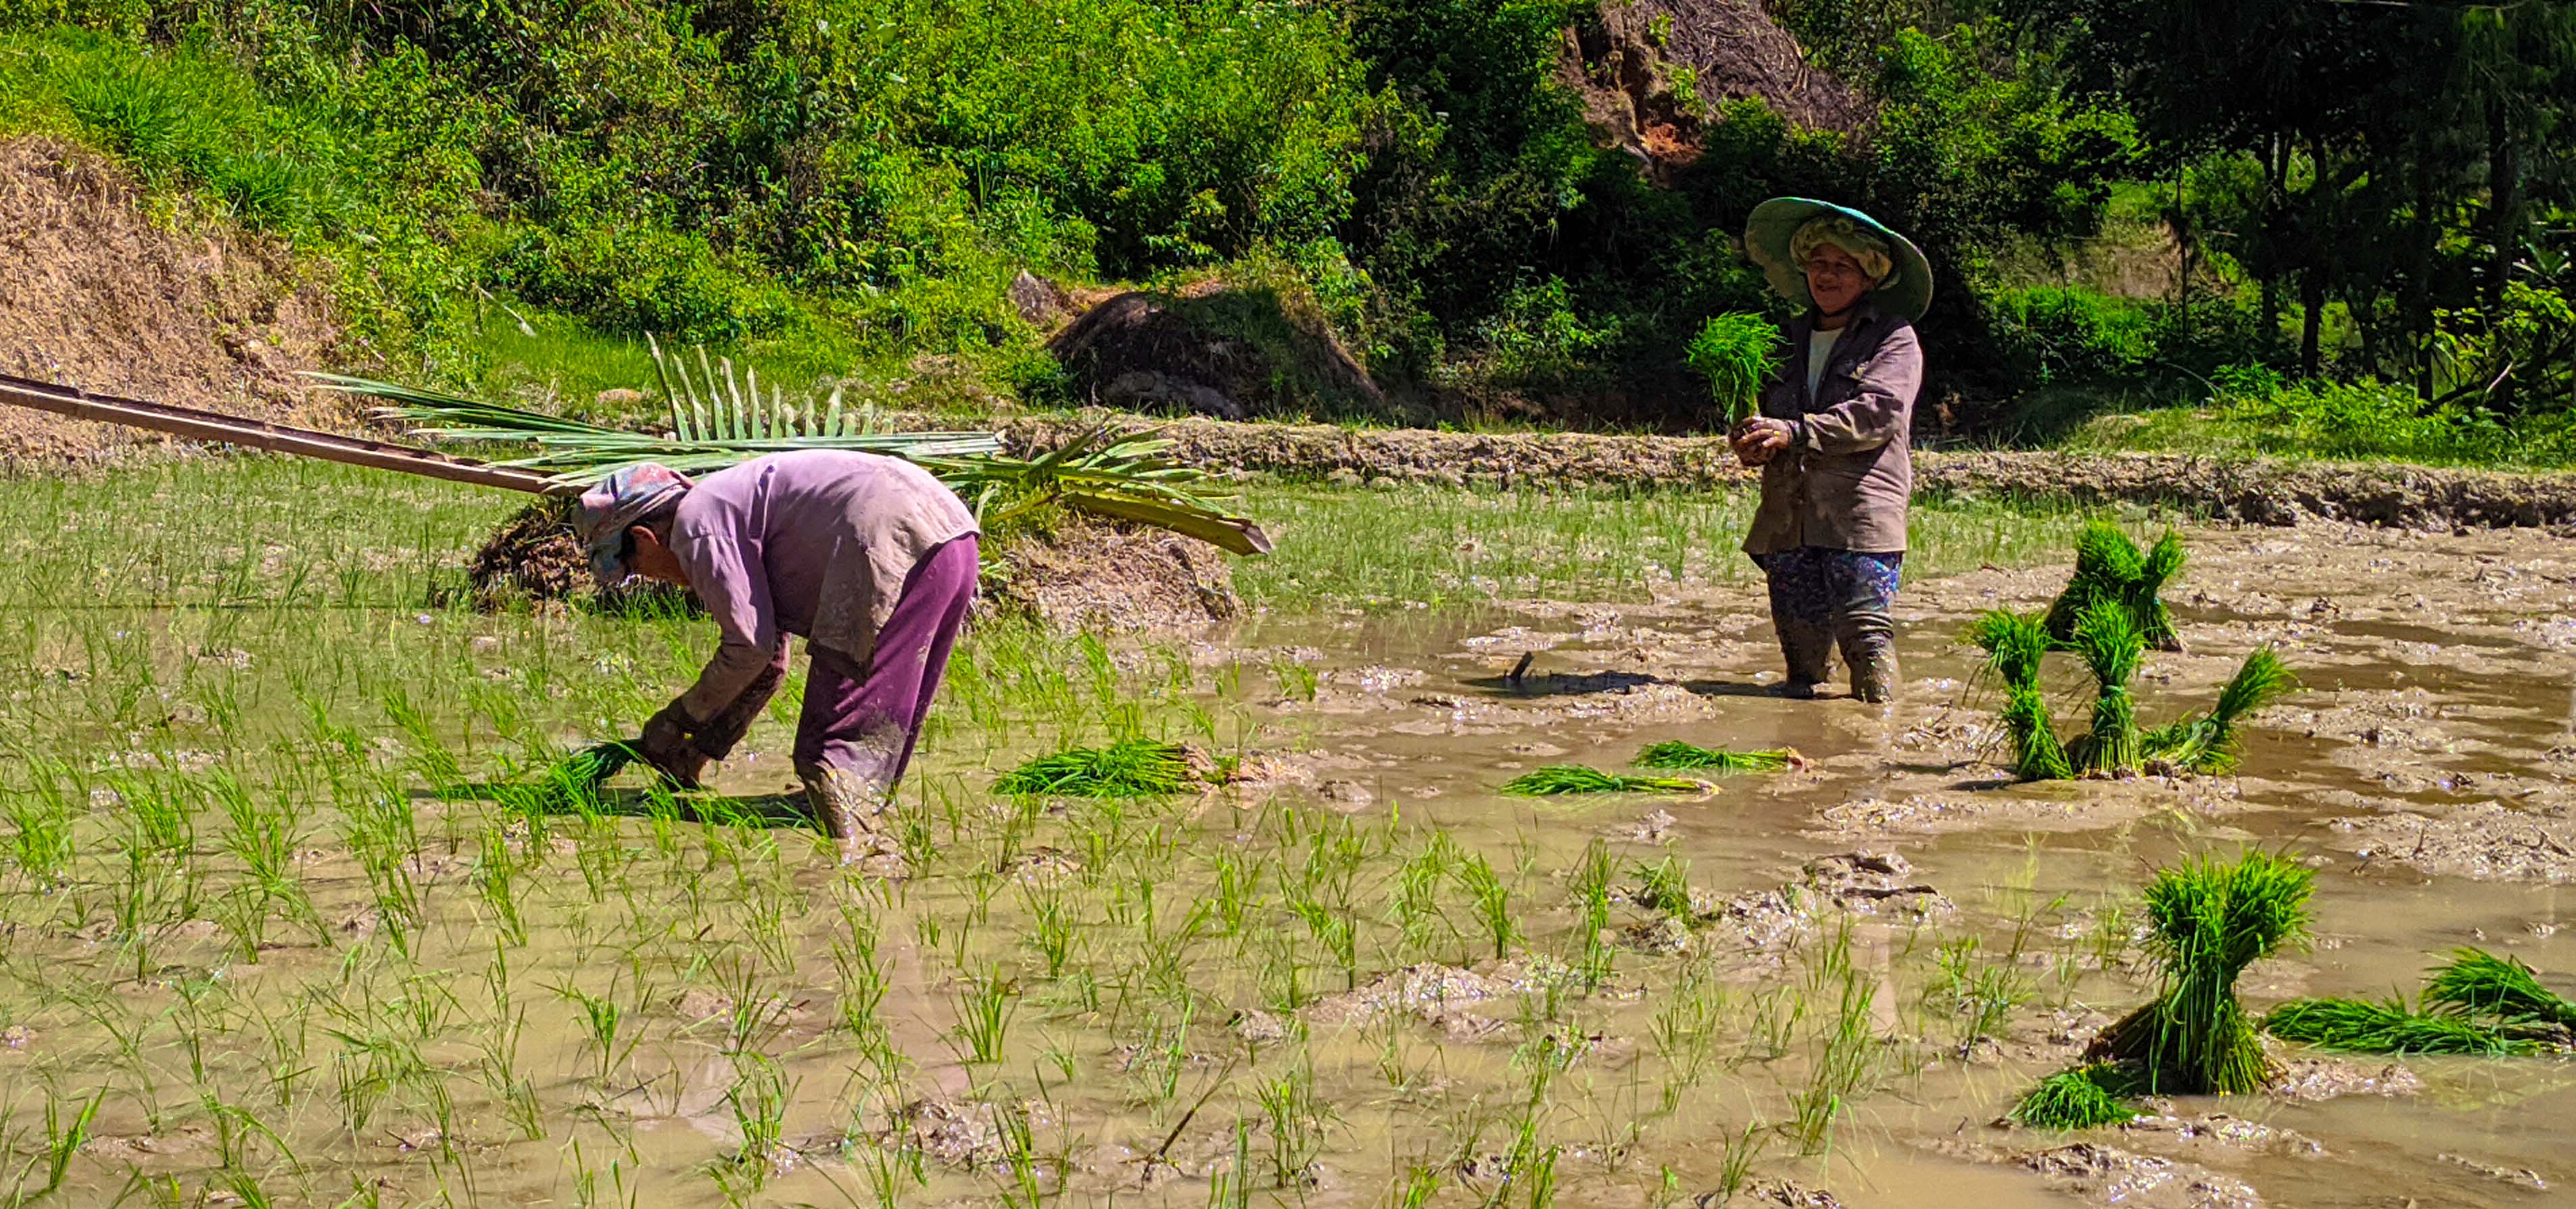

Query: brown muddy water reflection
left=5, top=520, right=2574, bottom=1208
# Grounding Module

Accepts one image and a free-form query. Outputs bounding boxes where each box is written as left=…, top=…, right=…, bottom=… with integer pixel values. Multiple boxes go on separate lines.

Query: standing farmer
left=577, top=450, right=980, bottom=859
left=1729, top=198, right=1931, bottom=703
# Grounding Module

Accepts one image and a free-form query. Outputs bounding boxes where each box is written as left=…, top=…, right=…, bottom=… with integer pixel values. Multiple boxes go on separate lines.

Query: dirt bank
left=986, top=412, right=2576, bottom=531
left=0, top=137, right=338, bottom=467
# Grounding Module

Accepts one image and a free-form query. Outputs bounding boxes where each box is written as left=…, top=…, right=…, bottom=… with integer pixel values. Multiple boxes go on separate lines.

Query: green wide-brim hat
left=1744, top=197, right=1934, bottom=323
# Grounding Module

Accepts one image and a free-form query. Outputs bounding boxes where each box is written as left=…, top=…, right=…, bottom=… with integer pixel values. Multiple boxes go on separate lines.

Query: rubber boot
left=1836, top=616, right=1900, bottom=704
left=1775, top=617, right=1835, bottom=698
left=798, top=765, right=897, bottom=866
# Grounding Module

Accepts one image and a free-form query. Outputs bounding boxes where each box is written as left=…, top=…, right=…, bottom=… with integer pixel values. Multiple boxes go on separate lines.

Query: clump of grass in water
left=1631, top=741, right=1797, bottom=773
left=1500, top=765, right=1706, bottom=797
left=2008, top=1064, right=2139, bottom=1130
left=2085, top=850, right=2312, bottom=1094
left=2263, top=996, right=2546, bottom=1055
left=993, top=738, right=1191, bottom=797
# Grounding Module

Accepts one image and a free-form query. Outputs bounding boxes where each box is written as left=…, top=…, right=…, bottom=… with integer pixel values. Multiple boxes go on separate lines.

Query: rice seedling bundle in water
left=2263, top=997, right=2544, bottom=1056
left=2008, top=1064, right=2139, bottom=1130
left=2068, top=600, right=2144, bottom=774
left=1968, top=611, right=2073, bottom=782
left=545, top=741, right=636, bottom=797
left=2424, top=947, right=2576, bottom=1029
left=2043, top=522, right=2183, bottom=653
left=2089, top=851, right=2312, bottom=1094
left=1500, top=765, right=1707, bottom=797
left=1631, top=741, right=1797, bottom=773
left=993, top=739, right=1193, bottom=797
left=2141, top=647, right=2295, bottom=775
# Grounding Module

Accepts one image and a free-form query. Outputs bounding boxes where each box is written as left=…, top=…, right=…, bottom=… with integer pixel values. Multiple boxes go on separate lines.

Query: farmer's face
left=1803, top=245, right=1872, bottom=316
left=625, top=525, right=691, bottom=588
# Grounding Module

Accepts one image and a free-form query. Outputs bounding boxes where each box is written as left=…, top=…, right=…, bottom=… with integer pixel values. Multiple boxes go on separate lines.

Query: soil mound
left=464, top=502, right=1240, bottom=632
left=1560, top=0, right=1869, bottom=174
left=984, top=515, right=1239, bottom=632
left=1045, top=283, right=1391, bottom=423
left=0, top=137, right=339, bottom=467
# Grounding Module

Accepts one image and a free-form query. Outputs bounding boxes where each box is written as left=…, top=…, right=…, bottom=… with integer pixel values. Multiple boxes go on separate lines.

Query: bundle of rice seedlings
left=2424, top=947, right=2576, bottom=1030
left=2068, top=600, right=2145, bottom=775
left=2007, top=1064, right=2140, bottom=1130
left=993, top=738, right=1193, bottom=797
left=2089, top=851, right=2313, bottom=1094
left=2142, top=646, right=2295, bottom=774
left=1631, top=741, right=1798, bottom=773
left=544, top=741, right=637, bottom=796
left=1969, top=610, right=2075, bottom=781
left=2264, top=996, right=2545, bottom=1056
left=1500, top=765, right=1708, bottom=797
left=2043, top=522, right=2185, bottom=653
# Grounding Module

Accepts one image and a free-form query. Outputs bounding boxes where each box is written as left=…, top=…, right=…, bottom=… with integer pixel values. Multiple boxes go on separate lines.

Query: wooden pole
left=0, top=373, right=570, bottom=496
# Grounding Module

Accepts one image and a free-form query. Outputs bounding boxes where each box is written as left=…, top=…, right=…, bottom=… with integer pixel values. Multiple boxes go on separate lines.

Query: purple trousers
left=793, top=534, right=978, bottom=787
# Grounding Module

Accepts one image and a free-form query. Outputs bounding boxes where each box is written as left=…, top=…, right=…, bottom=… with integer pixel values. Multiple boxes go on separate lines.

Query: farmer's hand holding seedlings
left=577, top=452, right=980, bottom=863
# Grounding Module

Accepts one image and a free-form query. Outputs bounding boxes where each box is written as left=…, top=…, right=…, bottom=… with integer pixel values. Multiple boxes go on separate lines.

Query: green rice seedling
left=2068, top=600, right=2145, bottom=774
left=544, top=741, right=639, bottom=800
left=1456, top=852, right=1519, bottom=959
left=2143, top=647, right=2297, bottom=774
left=2425, top=947, right=2576, bottom=1028
left=1788, top=955, right=1882, bottom=1157
left=7, top=762, right=82, bottom=884
left=833, top=907, right=894, bottom=1060
left=2008, top=1064, right=2139, bottom=1129
left=28, top=1089, right=105, bottom=1198
left=953, top=966, right=1020, bottom=1065
left=1631, top=741, right=1796, bottom=773
left=558, top=980, right=641, bottom=1085
left=1254, top=1059, right=1329, bottom=1189
left=474, top=824, right=531, bottom=947
left=1500, top=766, right=1706, bottom=797
left=2089, top=851, right=2312, bottom=1093
left=1391, top=838, right=1457, bottom=957
left=2264, top=996, right=2546, bottom=1055
left=1571, top=840, right=1616, bottom=989
left=723, top=1054, right=794, bottom=1191
left=995, top=738, right=1193, bottom=797
left=1630, top=855, right=1695, bottom=917
left=1024, top=882, right=1076, bottom=978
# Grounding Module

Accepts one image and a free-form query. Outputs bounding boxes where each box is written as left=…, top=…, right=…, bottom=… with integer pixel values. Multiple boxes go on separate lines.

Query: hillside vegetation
left=2, top=0, right=2572, bottom=448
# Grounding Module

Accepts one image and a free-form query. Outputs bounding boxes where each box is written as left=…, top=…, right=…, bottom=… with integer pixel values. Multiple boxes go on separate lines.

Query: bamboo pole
left=0, top=373, right=569, bottom=496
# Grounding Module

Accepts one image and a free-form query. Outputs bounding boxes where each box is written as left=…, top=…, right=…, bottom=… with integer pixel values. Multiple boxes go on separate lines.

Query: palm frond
left=311, top=359, right=1272, bottom=556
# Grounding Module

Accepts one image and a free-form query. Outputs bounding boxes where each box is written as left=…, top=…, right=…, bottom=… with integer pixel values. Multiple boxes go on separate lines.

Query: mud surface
left=0, top=137, right=339, bottom=467
left=985, top=411, right=2576, bottom=531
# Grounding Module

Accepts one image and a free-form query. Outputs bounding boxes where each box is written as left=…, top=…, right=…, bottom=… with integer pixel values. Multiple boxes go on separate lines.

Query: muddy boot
left=1775, top=617, right=1834, bottom=698
left=1836, top=617, right=1900, bottom=703
left=798, top=765, right=895, bottom=866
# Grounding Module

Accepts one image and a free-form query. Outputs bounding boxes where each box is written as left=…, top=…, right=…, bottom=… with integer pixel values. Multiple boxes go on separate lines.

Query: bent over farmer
left=577, top=450, right=980, bottom=859
left=1730, top=197, right=1931, bottom=703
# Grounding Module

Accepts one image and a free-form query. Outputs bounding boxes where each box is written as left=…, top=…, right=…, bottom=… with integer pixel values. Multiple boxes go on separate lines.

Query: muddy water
left=1194, top=521, right=2576, bottom=1206
left=7, top=518, right=2576, bottom=1208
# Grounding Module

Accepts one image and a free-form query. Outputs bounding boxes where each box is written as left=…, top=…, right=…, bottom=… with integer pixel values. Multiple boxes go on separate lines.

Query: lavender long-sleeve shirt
left=669, top=451, right=978, bottom=723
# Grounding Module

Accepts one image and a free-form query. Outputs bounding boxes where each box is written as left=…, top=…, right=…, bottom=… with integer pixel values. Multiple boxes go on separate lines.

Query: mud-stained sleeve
left=1793, top=325, right=1920, bottom=454
left=670, top=485, right=784, bottom=724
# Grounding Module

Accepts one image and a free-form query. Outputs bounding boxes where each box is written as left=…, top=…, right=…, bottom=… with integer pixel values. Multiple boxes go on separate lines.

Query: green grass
left=2051, top=379, right=2576, bottom=471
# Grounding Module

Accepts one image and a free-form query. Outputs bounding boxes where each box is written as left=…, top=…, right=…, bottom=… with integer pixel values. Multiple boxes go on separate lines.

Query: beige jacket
left=1742, top=304, right=1922, bottom=555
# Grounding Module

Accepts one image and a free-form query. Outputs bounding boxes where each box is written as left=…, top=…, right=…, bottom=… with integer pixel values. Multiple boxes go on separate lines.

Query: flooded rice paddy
left=1, top=460, right=2573, bottom=1208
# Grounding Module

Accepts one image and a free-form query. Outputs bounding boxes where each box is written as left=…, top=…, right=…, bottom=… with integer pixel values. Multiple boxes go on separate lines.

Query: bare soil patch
left=0, top=137, right=339, bottom=467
